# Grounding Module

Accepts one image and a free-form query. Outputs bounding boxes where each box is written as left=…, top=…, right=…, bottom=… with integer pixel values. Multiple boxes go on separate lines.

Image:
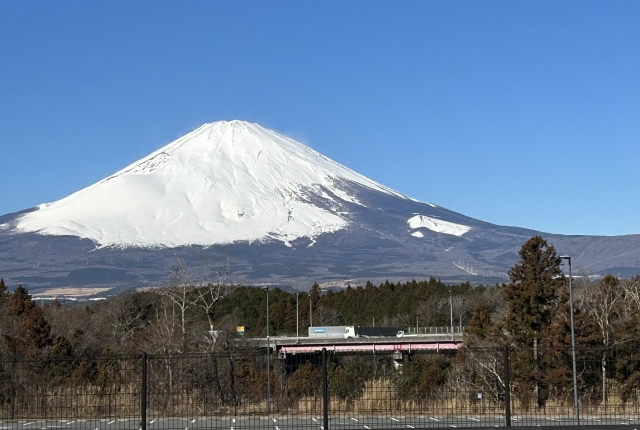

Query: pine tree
left=8, top=285, right=36, bottom=316
left=466, top=300, right=495, bottom=338
left=540, top=285, right=599, bottom=402
left=21, top=306, right=53, bottom=353
left=97, top=348, right=122, bottom=392
left=501, top=236, right=563, bottom=409
left=0, top=278, right=8, bottom=305
left=502, top=236, right=562, bottom=347
left=46, top=336, right=76, bottom=385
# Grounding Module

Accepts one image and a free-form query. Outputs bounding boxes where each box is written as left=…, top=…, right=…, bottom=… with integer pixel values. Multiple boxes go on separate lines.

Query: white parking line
left=429, top=417, right=439, bottom=421
left=391, top=418, right=399, bottom=422
left=107, top=422, right=115, bottom=426
left=350, top=418, right=358, bottom=422
left=467, top=417, right=480, bottom=421
left=364, top=426, right=370, bottom=429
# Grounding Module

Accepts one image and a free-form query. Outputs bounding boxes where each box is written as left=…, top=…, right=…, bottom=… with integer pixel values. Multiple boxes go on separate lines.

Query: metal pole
left=310, top=295, right=313, bottom=327
left=141, top=352, right=147, bottom=430
left=322, top=348, right=329, bottom=430
left=503, top=347, right=511, bottom=427
left=296, top=293, right=299, bottom=342
left=449, top=289, right=453, bottom=339
left=263, top=287, right=271, bottom=414
left=564, top=257, right=580, bottom=424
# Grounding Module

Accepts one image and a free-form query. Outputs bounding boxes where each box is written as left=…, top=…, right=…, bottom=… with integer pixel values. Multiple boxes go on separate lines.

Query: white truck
left=308, top=326, right=407, bottom=338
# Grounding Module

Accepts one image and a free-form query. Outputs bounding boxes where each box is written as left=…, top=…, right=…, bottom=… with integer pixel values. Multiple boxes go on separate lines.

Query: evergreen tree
left=540, top=285, right=599, bottom=403
left=501, top=236, right=563, bottom=409
left=0, top=278, right=8, bottom=305
left=97, top=348, right=122, bottom=392
left=46, top=336, right=76, bottom=386
left=502, top=236, right=562, bottom=347
left=8, top=285, right=36, bottom=316
left=466, top=300, right=495, bottom=339
left=21, top=306, right=53, bottom=353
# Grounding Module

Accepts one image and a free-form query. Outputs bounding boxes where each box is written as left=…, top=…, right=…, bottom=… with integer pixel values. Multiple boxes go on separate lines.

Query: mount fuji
left=1, top=120, right=638, bottom=296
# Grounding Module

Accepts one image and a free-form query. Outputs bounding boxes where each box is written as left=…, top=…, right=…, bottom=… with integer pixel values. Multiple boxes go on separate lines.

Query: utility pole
left=262, top=286, right=271, bottom=414
left=449, top=289, right=454, bottom=340
left=560, top=256, right=580, bottom=425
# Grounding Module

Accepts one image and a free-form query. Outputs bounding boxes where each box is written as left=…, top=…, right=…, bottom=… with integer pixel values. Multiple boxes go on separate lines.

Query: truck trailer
left=308, top=326, right=348, bottom=338
left=345, top=326, right=403, bottom=338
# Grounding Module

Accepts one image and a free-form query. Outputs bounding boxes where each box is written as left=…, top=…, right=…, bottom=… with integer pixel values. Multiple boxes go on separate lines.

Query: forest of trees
left=1, top=236, right=640, bottom=416
left=0, top=236, right=639, bottom=359
left=0, top=273, right=497, bottom=357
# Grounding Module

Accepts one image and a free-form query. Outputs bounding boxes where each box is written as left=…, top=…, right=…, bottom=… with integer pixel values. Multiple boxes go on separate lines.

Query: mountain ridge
left=1, top=120, right=638, bottom=295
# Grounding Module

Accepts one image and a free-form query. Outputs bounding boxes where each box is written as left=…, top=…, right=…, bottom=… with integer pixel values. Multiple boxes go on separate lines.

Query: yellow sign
left=236, top=326, right=245, bottom=335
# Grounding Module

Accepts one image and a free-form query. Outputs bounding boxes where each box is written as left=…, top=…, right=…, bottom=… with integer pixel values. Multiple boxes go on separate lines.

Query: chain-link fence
left=1, top=346, right=639, bottom=428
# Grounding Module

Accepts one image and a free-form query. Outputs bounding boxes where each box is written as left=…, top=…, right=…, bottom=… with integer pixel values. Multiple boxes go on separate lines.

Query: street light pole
left=310, top=295, right=313, bottom=327
left=560, top=256, right=579, bottom=425
left=449, top=289, right=453, bottom=340
left=262, top=286, right=271, bottom=414
left=296, top=293, right=299, bottom=342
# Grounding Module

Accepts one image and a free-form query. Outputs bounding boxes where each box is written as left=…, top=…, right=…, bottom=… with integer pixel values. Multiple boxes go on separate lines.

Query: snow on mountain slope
left=16, top=121, right=412, bottom=248
left=408, top=215, right=471, bottom=237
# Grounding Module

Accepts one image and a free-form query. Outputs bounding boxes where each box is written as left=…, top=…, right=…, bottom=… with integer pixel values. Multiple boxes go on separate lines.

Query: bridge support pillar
left=392, top=350, right=403, bottom=370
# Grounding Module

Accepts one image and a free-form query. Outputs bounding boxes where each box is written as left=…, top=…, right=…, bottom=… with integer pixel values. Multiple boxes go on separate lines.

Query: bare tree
left=151, top=255, right=237, bottom=353
left=194, top=258, right=233, bottom=333
left=313, top=305, right=343, bottom=326
left=416, top=295, right=443, bottom=328
left=105, top=293, right=147, bottom=350
left=621, top=277, right=640, bottom=315
left=578, top=275, right=625, bottom=404
left=153, top=257, right=198, bottom=353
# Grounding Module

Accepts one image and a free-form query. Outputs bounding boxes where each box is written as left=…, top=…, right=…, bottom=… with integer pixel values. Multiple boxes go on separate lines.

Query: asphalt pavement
left=1, top=415, right=637, bottom=429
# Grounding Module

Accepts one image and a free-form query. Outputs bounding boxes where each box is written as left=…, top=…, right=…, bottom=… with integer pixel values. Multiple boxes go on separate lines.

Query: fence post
left=141, top=352, right=147, bottom=430
left=503, top=347, right=511, bottom=427
left=322, top=348, right=329, bottom=430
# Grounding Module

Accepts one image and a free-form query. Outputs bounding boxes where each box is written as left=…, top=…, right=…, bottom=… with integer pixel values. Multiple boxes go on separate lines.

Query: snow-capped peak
left=16, top=120, right=411, bottom=248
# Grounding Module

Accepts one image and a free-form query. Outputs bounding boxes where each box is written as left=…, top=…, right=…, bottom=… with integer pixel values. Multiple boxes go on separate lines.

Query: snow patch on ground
left=407, top=215, right=471, bottom=237
left=0, top=223, right=9, bottom=230
left=410, top=231, right=424, bottom=238
left=17, top=120, right=412, bottom=248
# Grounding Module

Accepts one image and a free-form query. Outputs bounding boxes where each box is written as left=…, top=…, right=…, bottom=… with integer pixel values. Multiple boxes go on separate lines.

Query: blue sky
left=1, top=1, right=637, bottom=236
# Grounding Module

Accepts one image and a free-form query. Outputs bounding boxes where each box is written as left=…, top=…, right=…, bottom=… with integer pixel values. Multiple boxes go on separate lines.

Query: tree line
left=0, top=236, right=638, bottom=359
left=1, top=235, right=640, bottom=413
